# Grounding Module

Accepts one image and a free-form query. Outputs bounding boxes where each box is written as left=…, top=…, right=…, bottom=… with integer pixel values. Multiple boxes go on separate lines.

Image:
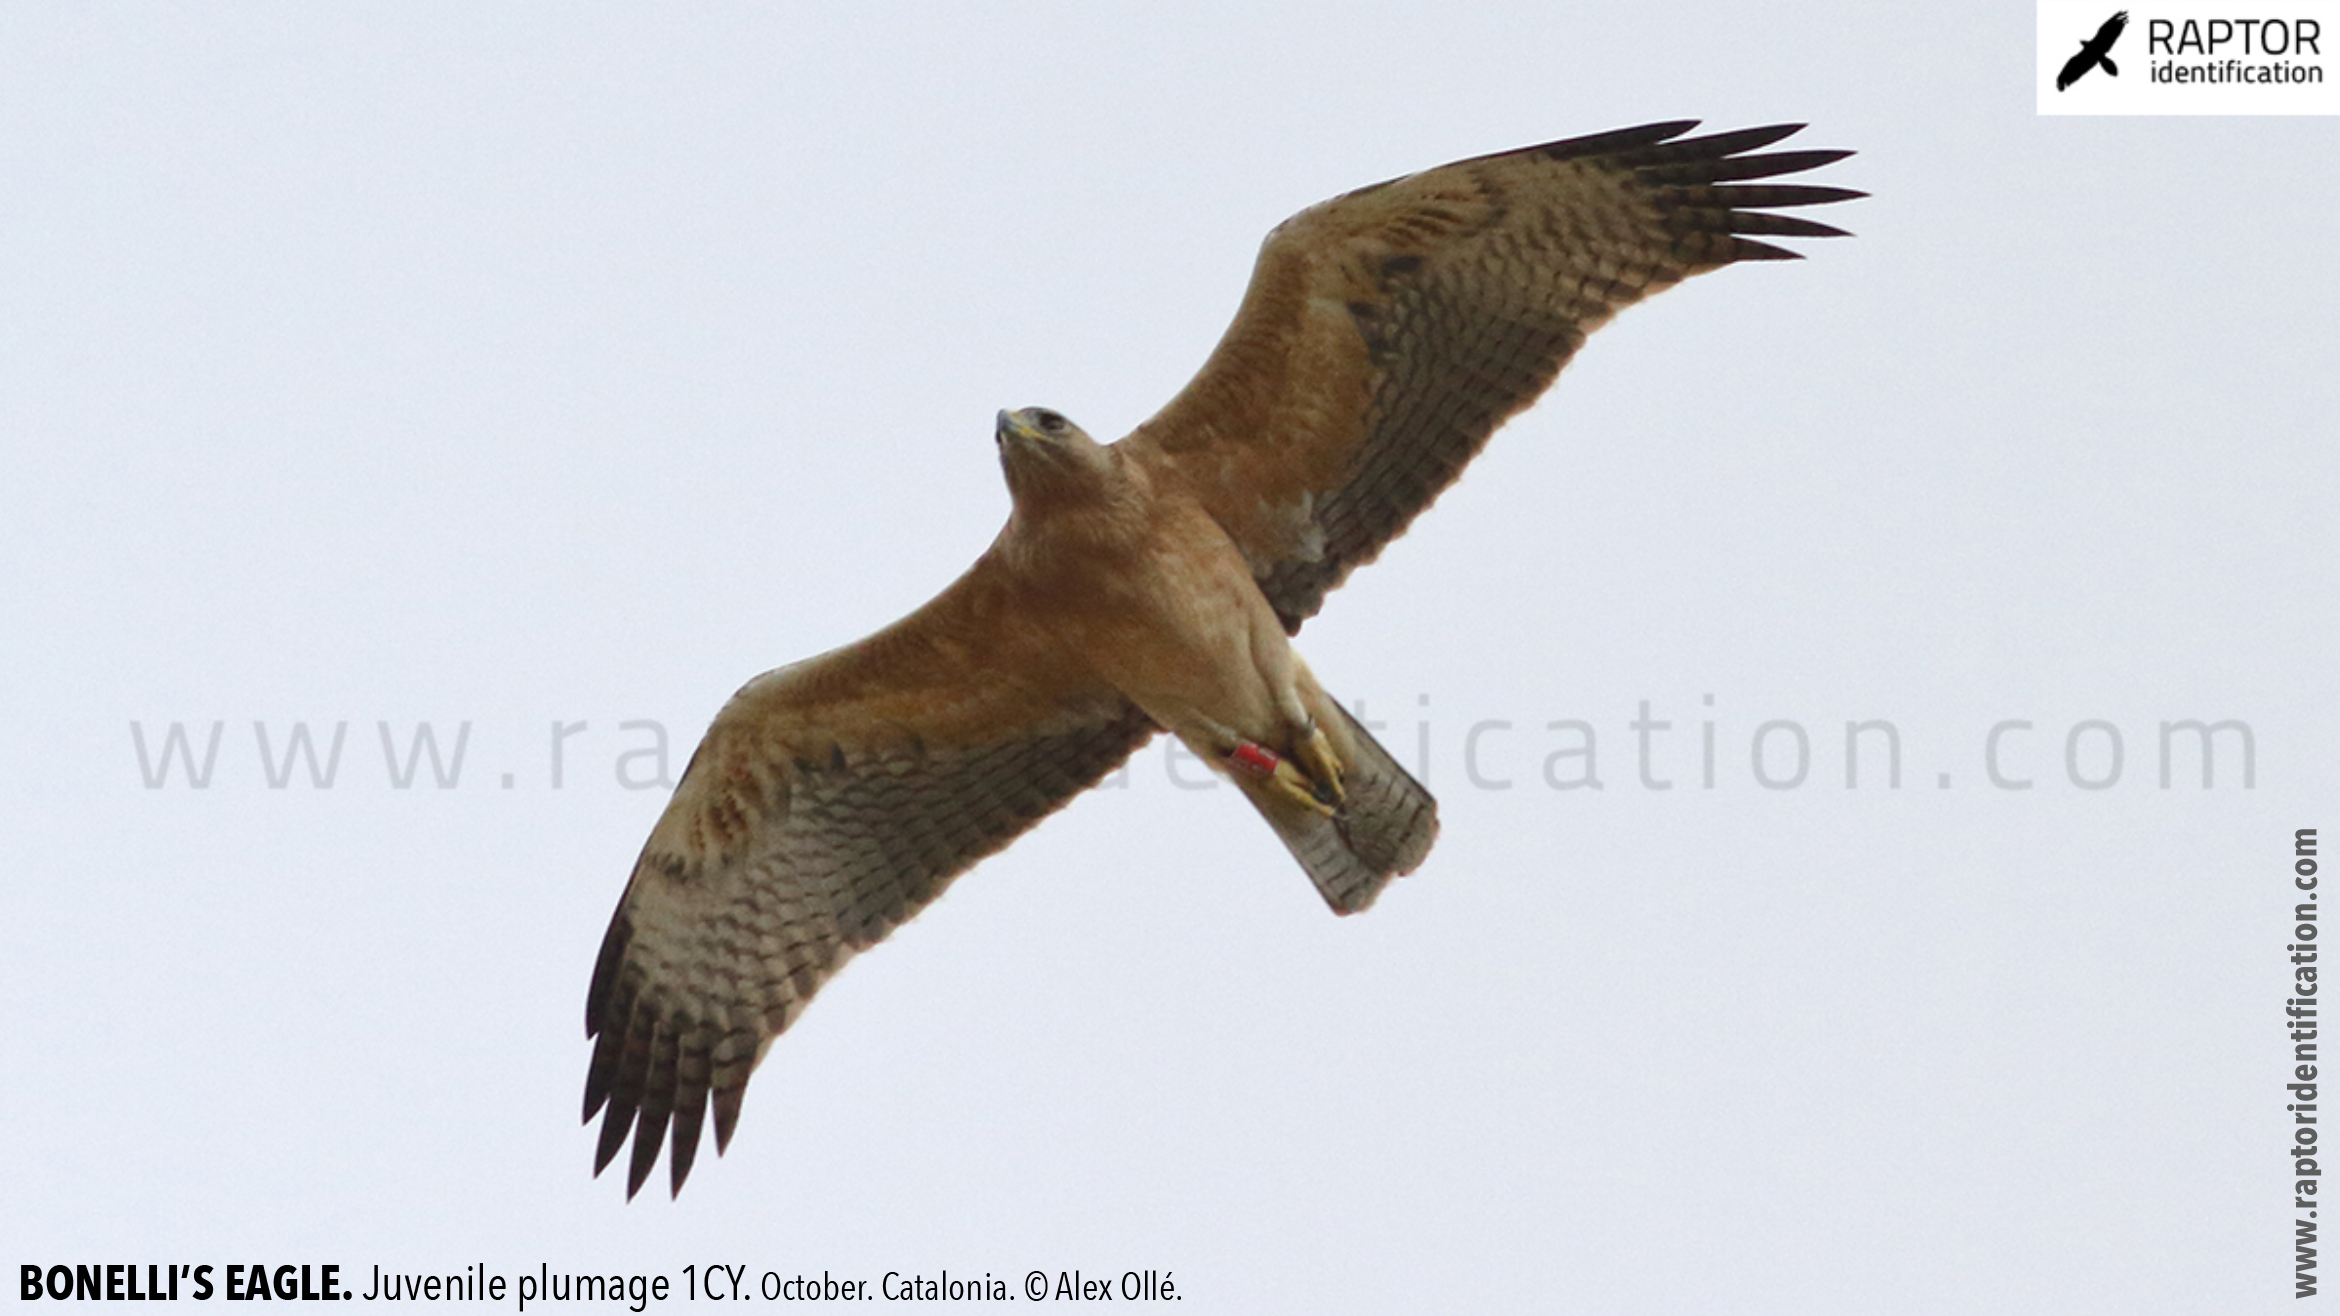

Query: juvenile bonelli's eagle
left=585, top=120, right=1860, bottom=1198
left=2058, top=11, right=2129, bottom=90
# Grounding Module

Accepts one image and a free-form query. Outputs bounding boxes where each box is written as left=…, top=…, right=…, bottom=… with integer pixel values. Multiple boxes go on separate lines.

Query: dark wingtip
left=1732, top=212, right=1854, bottom=240
left=1534, top=119, right=1700, bottom=161
left=626, top=1112, right=670, bottom=1201
left=668, top=1140, right=698, bottom=1199
left=1685, top=122, right=1807, bottom=156
left=583, top=1030, right=617, bottom=1123
left=1609, top=121, right=1861, bottom=260
left=625, top=1140, right=658, bottom=1200
left=592, top=1103, right=631, bottom=1178
left=1643, top=149, right=1858, bottom=187
left=585, top=908, right=633, bottom=1036
left=712, top=1082, right=746, bottom=1156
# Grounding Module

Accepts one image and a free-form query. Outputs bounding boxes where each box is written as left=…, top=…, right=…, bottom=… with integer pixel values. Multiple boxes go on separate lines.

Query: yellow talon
left=1270, top=759, right=1339, bottom=818
left=1294, top=721, right=1345, bottom=806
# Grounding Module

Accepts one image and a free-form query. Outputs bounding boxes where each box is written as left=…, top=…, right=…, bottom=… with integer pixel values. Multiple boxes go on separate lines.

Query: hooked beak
left=995, top=409, right=1038, bottom=448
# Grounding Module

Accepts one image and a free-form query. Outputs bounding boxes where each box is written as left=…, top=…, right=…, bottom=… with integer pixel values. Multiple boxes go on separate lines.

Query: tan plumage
left=585, top=120, right=1860, bottom=1197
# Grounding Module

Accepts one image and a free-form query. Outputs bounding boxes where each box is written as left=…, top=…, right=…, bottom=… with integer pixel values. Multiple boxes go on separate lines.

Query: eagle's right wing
left=583, top=554, right=1154, bottom=1199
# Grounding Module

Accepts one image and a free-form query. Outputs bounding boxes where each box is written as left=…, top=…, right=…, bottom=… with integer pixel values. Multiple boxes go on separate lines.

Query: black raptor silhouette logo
left=2057, top=11, right=2130, bottom=90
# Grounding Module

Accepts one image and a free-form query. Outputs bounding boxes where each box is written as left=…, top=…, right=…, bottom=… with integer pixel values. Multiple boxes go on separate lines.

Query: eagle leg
left=1292, top=719, right=1346, bottom=807
left=1229, top=739, right=1339, bottom=817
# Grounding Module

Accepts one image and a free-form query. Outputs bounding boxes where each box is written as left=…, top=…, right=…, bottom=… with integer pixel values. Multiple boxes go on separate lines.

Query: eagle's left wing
left=1118, top=121, right=1859, bottom=634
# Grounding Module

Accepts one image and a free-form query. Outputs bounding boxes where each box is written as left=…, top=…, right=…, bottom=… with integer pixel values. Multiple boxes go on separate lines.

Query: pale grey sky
left=4, top=4, right=2334, bottom=1312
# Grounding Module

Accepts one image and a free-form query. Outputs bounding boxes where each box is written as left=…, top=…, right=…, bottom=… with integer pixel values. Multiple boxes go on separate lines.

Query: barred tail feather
left=1242, top=702, right=1437, bottom=914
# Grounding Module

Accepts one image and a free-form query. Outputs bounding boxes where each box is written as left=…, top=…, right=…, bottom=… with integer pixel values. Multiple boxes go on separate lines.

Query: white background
left=3, top=3, right=2333, bottom=1313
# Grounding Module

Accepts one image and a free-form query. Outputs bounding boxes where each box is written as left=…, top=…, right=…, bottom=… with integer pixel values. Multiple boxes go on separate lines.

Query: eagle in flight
left=2057, top=11, right=2130, bottom=90
left=584, top=120, right=1860, bottom=1198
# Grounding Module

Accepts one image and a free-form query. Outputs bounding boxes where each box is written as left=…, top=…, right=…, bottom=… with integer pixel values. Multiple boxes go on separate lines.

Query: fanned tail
left=1239, top=701, right=1437, bottom=914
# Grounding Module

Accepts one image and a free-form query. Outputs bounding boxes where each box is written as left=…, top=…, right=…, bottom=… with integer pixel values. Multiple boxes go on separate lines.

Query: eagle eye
left=1036, top=410, right=1067, bottom=435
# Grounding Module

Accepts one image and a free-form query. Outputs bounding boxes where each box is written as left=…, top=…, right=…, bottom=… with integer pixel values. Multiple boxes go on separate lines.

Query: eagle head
left=995, top=407, right=1116, bottom=507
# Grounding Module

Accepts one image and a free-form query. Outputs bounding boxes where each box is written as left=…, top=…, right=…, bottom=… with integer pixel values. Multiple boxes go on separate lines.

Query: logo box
left=2039, top=0, right=2340, bottom=113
